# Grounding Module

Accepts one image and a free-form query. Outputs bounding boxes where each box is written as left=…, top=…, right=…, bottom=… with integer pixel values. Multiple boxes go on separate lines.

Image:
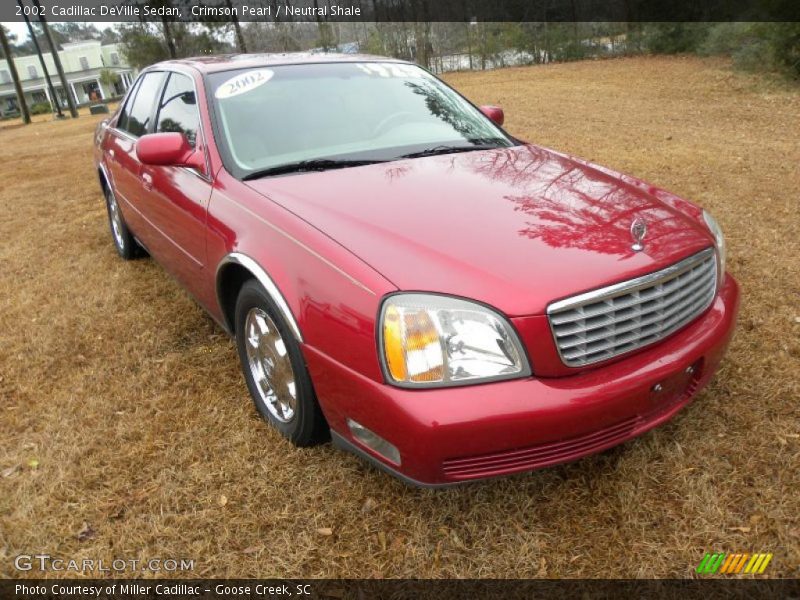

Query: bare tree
left=31, top=0, right=79, bottom=118
left=160, top=18, right=177, bottom=58
left=226, top=0, right=247, bottom=52
left=17, top=0, right=64, bottom=118
left=0, top=24, right=31, bottom=123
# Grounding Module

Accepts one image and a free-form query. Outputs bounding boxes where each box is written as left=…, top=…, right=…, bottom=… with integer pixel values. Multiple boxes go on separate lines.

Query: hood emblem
left=630, top=218, right=647, bottom=252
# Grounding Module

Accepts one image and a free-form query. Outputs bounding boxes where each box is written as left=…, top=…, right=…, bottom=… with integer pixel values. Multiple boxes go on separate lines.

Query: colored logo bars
left=696, top=553, right=773, bottom=574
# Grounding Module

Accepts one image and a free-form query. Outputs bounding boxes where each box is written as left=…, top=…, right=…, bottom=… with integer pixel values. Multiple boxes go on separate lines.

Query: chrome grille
left=548, top=248, right=718, bottom=367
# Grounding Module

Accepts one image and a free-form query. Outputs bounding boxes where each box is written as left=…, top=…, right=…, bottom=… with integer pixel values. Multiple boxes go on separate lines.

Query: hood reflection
left=467, top=145, right=700, bottom=256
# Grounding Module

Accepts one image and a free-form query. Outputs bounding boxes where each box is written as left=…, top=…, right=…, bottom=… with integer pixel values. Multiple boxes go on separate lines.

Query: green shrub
left=700, top=23, right=758, bottom=56
left=700, top=22, right=800, bottom=80
left=701, top=23, right=766, bottom=71
left=643, top=23, right=711, bottom=54
left=30, top=102, right=52, bottom=115
left=761, top=22, right=800, bottom=80
left=732, top=42, right=771, bottom=72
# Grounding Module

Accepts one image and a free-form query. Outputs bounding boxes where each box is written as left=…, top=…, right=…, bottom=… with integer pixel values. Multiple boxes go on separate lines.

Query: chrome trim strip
left=215, top=252, right=304, bottom=342
left=233, top=201, right=377, bottom=296
left=108, top=126, right=136, bottom=142
left=547, top=248, right=716, bottom=315
left=546, top=247, right=717, bottom=368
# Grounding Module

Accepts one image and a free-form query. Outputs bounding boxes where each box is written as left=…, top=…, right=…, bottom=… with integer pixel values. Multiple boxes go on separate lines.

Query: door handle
left=108, top=149, right=115, bottom=159
left=141, top=172, right=153, bottom=191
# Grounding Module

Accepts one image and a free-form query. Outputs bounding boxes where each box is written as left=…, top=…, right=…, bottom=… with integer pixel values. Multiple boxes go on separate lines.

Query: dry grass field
left=1, top=56, right=798, bottom=579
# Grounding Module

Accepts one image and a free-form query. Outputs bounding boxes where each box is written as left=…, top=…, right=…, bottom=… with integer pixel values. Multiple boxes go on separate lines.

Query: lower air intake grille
left=442, top=416, right=642, bottom=480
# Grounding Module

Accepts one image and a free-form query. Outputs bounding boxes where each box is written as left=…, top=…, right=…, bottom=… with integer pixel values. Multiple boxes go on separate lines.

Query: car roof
left=155, top=52, right=410, bottom=74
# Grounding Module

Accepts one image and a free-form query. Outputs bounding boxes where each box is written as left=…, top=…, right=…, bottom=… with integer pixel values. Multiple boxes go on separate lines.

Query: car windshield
left=207, top=61, right=514, bottom=178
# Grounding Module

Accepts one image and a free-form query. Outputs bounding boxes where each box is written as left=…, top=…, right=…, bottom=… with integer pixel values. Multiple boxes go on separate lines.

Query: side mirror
left=135, top=132, right=204, bottom=171
left=480, top=105, right=505, bottom=127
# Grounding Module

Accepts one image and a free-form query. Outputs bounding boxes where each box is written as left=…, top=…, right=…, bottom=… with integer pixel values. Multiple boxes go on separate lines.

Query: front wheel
left=234, top=280, right=328, bottom=446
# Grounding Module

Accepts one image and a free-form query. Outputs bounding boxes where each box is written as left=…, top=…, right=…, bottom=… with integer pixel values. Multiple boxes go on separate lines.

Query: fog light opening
left=347, top=419, right=401, bottom=466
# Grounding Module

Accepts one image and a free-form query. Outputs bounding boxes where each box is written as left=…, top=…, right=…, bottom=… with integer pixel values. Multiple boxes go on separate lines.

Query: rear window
left=121, top=71, right=165, bottom=137
left=116, top=77, right=141, bottom=133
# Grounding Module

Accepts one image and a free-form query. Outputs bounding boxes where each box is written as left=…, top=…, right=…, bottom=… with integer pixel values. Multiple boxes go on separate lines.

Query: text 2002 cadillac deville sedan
left=93, top=53, right=739, bottom=486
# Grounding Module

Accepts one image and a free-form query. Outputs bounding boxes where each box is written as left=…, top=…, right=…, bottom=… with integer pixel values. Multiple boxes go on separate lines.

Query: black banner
left=5, top=0, right=800, bottom=23
left=3, top=579, right=800, bottom=600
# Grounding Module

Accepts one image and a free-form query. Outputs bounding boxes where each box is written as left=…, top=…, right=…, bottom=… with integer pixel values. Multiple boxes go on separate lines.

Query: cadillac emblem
left=630, top=218, right=647, bottom=252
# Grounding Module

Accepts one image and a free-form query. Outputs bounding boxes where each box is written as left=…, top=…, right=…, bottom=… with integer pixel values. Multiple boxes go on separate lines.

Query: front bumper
left=305, top=274, right=740, bottom=486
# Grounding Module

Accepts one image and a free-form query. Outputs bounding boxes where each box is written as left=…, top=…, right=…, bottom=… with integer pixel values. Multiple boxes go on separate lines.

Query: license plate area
left=643, top=358, right=704, bottom=419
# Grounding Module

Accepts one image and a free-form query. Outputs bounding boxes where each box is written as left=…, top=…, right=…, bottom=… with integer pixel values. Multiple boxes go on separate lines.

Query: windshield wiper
left=243, top=158, right=385, bottom=180
left=399, top=143, right=503, bottom=160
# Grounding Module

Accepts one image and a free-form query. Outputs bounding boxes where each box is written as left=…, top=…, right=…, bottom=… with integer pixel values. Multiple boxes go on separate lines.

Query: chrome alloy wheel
left=107, top=189, right=125, bottom=249
left=244, top=307, right=297, bottom=423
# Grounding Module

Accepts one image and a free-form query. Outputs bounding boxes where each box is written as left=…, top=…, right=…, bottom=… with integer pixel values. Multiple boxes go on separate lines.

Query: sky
left=2, top=21, right=121, bottom=42
left=2, top=22, right=31, bottom=41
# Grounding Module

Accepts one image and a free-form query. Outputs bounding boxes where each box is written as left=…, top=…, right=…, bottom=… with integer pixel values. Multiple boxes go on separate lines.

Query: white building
left=0, top=40, right=136, bottom=117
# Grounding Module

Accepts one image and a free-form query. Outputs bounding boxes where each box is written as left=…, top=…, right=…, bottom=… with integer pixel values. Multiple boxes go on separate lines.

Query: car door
left=103, top=76, right=142, bottom=232
left=104, top=71, right=167, bottom=250
left=137, top=70, right=213, bottom=292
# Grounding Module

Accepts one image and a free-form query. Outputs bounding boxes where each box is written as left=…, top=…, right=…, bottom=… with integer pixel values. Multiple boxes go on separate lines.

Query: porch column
left=96, top=78, right=105, bottom=100
left=43, top=85, right=54, bottom=111
left=69, top=82, right=79, bottom=105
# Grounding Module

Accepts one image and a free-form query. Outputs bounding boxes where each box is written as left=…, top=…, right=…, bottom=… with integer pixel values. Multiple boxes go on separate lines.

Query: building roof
left=156, top=52, right=407, bottom=74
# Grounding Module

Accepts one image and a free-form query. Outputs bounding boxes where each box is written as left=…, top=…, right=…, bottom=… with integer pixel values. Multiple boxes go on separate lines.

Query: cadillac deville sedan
left=93, top=54, right=739, bottom=486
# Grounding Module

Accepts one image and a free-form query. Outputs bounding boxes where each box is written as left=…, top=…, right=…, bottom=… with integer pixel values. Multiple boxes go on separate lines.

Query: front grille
left=548, top=248, right=718, bottom=367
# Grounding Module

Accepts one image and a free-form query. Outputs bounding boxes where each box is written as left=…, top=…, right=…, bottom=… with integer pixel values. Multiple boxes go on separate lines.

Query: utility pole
left=31, top=0, right=79, bottom=118
left=0, top=25, right=31, bottom=124
left=17, top=0, right=64, bottom=118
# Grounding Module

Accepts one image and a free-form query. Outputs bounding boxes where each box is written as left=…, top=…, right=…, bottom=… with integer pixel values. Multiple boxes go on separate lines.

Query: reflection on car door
left=137, top=71, right=213, bottom=295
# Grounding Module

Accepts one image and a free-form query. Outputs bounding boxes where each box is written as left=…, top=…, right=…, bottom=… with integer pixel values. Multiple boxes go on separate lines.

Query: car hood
left=244, top=144, right=714, bottom=316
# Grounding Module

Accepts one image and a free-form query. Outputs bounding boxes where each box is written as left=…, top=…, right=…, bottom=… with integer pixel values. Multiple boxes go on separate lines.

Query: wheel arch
left=215, top=252, right=304, bottom=342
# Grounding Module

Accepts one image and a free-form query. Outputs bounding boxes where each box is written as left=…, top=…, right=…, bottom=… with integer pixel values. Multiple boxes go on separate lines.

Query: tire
left=103, top=184, right=143, bottom=260
left=234, top=279, right=328, bottom=446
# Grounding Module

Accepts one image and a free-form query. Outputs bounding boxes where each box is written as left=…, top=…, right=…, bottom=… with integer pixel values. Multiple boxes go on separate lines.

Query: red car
left=94, top=54, right=739, bottom=486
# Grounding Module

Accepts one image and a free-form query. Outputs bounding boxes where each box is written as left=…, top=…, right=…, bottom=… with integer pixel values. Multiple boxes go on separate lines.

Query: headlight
left=703, top=210, right=726, bottom=275
left=379, top=293, right=531, bottom=387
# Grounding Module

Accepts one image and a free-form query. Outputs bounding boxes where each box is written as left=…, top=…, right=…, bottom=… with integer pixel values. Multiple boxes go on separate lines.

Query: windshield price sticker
left=215, top=70, right=274, bottom=99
